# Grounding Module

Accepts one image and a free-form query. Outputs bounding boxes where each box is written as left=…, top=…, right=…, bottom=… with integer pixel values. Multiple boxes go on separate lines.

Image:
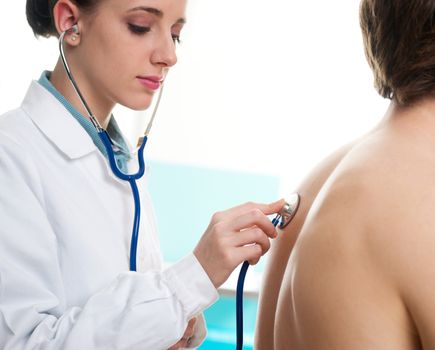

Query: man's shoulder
left=309, top=128, right=431, bottom=226
left=297, top=126, right=435, bottom=287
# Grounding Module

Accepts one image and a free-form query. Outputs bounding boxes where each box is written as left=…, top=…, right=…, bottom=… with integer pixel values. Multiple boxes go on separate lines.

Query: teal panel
left=199, top=295, right=258, bottom=349
left=147, top=160, right=281, bottom=272
left=147, top=161, right=280, bottom=349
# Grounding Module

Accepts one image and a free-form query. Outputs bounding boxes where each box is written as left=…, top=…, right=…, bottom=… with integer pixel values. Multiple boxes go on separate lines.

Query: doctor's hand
left=166, top=317, right=197, bottom=350
left=194, top=199, right=285, bottom=288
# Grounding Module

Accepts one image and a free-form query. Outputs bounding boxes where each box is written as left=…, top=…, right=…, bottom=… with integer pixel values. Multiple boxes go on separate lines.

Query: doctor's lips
left=137, top=75, right=163, bottom=90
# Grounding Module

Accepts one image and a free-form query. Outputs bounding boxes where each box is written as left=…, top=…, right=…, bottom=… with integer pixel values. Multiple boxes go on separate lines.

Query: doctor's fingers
left=167, top=318, right=197, bottom=350
left=210, top=199, right=285, bottom=225
left=183, top=317, right=197, bottom=339
left=183, top=327, right=196, bottom=344
left=219, top=209, right=278, bottom=239
left=166, top=339, right=187, bottom=350
left=238, top=244, right=265, bottom=266
left=233, top=227, right=271, bottom=256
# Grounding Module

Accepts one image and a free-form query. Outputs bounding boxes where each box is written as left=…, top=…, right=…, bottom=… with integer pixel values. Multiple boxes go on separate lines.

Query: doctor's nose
left=151, top=35, right=178, bottom=68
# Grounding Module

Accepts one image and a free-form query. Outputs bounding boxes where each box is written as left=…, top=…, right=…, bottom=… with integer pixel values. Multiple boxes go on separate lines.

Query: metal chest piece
left=279, top=193, right=301, bottom=229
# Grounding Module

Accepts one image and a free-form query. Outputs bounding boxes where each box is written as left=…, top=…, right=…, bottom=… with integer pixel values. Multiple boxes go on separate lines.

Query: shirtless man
left=255, top=1, right=435, bottom=349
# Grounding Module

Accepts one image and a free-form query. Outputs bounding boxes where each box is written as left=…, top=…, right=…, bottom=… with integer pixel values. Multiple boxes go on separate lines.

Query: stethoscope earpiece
left=70, top=24, right=79, bottom=34
left=69, top=25, right=79, bottom=41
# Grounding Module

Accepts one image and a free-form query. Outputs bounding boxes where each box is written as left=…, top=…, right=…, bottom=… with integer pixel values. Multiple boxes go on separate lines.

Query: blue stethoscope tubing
left=236, top=214, right=282, bottom=350
left=236, top=261, right=250, bottom=350
left=99, top=131, right=147, bottom=271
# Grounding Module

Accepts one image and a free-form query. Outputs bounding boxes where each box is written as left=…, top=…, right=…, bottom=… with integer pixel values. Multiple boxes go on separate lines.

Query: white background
left=0, top=0, right=389, bottom=195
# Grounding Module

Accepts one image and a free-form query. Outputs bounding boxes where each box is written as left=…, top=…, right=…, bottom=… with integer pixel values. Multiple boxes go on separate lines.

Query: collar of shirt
left=38, top=71, right=131, bottom=173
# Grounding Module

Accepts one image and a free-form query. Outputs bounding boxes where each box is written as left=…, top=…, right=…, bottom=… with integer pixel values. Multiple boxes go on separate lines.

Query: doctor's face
left=76, top=0, right=187, bottom=111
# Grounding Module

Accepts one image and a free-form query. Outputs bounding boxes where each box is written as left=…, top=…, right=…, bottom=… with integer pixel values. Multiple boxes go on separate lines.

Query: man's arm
left=255, top=142, right=356, bottom=349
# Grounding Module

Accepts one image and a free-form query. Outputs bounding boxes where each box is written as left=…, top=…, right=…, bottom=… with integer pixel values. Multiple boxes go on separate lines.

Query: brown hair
left=26, top=0, right=98, bottom=38
left=360, top=0, right=435, bottom=105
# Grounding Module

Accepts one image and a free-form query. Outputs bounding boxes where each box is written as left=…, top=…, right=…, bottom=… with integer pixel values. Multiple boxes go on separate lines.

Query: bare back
left=256, top=101, right=435, bottom=349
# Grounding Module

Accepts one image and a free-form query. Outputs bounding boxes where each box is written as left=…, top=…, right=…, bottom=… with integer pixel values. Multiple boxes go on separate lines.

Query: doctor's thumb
left=262, top=198, right=286, bottom=215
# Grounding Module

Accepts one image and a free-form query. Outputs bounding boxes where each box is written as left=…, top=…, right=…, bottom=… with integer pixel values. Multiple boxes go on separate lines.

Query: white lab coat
left=0, top=81, right=218, bottom=349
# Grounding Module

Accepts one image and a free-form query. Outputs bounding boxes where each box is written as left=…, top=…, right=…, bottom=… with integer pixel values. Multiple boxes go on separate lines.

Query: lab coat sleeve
left=0, top=136, right=219, bottom=350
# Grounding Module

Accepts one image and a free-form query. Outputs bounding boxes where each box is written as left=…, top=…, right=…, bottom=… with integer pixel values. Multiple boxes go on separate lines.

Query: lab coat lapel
left=21, top=81, right=97, bottom=160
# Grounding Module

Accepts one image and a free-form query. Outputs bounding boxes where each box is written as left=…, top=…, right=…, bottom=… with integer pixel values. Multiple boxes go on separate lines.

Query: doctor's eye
left=128, top=24, right=151, bottom=35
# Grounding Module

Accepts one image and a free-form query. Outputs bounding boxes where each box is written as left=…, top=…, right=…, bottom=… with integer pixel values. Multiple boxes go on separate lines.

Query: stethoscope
left=235, top=193, right=300, bottom=350
left=59, top=25, right=301, bottom=350
left=59, top=25, right=164, bottom=272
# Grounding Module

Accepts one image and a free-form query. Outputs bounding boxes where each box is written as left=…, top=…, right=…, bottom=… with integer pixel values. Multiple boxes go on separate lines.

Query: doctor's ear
left=52, top=0, right=81, bottom=45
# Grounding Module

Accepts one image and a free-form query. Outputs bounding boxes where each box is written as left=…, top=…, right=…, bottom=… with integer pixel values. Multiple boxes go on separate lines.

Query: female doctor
left=0, top=0, right=284, bottom=349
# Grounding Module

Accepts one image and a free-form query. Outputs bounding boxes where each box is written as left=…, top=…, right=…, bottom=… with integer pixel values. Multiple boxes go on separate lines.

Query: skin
left=255, top=141, right=358, bottom=349
left=50, top=1, right=284, bottom=348
left=51, top=0, right=185, bottom=128
left=167, top=318, right=197, bottom=350
left=256, top=97, right=435, bottom=349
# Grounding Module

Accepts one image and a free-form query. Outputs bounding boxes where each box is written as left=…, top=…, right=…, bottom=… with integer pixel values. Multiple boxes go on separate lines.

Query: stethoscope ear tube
left=59, top=28, right=103, bottom=132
